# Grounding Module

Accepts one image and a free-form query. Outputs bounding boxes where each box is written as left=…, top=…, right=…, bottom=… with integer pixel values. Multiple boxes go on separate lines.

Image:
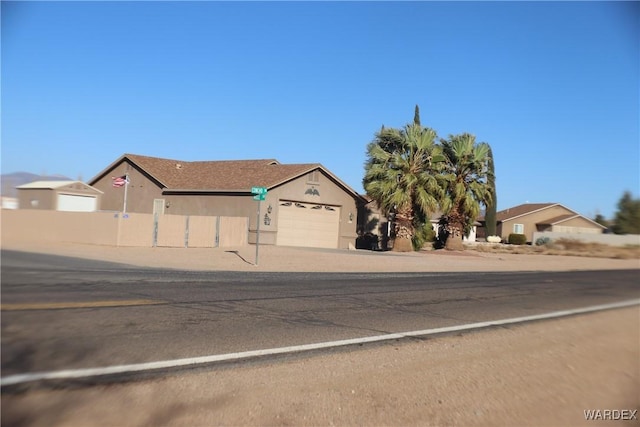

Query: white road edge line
left=3, top=298, right=639, bottom=387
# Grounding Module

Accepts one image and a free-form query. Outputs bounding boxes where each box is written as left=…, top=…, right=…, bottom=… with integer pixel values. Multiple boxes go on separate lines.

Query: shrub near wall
left=508, top=233, right=527, bottom=245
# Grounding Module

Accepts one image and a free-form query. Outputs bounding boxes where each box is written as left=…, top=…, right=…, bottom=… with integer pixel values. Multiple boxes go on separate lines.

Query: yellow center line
left=1, top=299, right=166, bottom=311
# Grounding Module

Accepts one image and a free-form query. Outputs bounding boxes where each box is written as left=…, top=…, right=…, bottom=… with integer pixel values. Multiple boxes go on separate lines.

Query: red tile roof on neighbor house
left=90, top=154, right=363, bottom=198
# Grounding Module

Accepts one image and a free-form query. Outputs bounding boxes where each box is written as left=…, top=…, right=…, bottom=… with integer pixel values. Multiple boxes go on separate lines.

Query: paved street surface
left=2, top=250, right=638, bottom=378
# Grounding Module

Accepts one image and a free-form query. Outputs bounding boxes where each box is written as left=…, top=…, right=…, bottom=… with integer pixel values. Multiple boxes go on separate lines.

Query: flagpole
left=123, top=173, right=129, bottom=213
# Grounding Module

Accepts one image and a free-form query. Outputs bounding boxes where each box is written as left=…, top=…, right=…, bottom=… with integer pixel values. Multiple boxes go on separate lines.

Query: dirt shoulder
left=2, top=240, right=639, bottom=272
left=3, top=307, right=638, bottom=427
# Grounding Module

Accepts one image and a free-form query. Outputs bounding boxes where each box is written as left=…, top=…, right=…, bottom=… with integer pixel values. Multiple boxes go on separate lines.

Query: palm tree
left=363, top=123, right=445, bottom=252
left=440, top=133, right=493, bottom=251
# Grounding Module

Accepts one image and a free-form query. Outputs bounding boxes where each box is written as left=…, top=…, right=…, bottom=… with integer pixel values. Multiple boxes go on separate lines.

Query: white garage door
left=57, top=194, right=97, bottom=212
left=276, top=201, right=340, bottom=249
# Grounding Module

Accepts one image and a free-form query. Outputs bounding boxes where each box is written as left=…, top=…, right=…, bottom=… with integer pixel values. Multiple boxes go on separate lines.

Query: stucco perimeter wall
left=1, top=210, right=248, bottom=248
left=2, top=210, right=119, bottom=245
left=532, top=231, right=640, bottom=247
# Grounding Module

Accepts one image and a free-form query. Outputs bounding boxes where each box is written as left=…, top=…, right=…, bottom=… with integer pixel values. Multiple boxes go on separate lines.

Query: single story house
left=16, top=181, right=103, bottom=212
left=88, top=154, right=367, bottom=249
left=486, top=203, right=606, bottom=243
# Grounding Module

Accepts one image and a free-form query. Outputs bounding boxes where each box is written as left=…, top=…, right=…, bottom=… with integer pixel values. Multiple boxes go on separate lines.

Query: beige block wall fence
left=532, top=231, right=640, bottom=247
left=1, top=210, right=248, bottom=248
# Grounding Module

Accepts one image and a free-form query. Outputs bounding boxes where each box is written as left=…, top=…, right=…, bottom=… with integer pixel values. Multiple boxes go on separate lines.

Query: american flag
left=112, top=175, right=129, bottom=188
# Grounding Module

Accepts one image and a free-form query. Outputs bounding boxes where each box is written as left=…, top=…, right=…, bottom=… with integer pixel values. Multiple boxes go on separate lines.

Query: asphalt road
left=2, top=250, right=638, bottom=379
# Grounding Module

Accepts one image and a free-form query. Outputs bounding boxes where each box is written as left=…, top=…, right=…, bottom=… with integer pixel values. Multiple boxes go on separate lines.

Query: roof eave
left=163, top=188, right=251, bottom=193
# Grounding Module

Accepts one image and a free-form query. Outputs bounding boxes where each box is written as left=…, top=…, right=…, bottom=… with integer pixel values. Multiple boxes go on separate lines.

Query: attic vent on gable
left=307, top=170, right=320, bottom=184
left=175, top=163, right=182, bottom=170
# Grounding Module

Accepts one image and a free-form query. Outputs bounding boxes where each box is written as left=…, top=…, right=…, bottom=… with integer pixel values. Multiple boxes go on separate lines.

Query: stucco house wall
left=91, top=161, right=164, bottom=213
left=18, top=188, right=56, bottom=210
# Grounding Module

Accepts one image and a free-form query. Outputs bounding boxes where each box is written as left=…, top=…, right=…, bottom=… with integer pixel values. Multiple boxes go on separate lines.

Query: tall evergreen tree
left=593, top=213, right=610, bottom=230
left=413, top=105, right=421, bottom=126
left=611, top=191, right=640, bottom=234
left=484, top=145, right=497, bottom=237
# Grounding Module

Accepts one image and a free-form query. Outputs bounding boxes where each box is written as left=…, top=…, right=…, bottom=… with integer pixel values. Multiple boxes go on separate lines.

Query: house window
left=513, top=223, right=524, bottom=234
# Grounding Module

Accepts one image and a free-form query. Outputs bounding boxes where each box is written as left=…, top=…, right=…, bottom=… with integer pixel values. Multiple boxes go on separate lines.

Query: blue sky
left=2, top=1, right=638, bottom=219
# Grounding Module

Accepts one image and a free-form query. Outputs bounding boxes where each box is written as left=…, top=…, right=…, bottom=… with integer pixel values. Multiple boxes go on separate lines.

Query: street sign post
left=251, top=186, right=268, bottom=265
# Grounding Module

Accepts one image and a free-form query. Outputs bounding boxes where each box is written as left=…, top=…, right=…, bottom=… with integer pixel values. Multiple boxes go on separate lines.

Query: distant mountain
left=1, top=172, right=73, bottom=196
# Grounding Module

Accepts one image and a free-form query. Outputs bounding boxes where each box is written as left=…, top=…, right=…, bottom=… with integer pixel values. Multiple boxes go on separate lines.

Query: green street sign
left=251, top=186, right=267, bottom=195
left=253, top=194, right=266, bottom=201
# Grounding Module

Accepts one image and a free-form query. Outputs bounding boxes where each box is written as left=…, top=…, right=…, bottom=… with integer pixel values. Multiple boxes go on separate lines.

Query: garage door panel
left=276, top=202, right=339, bottom=248
left=57, top=194, right=97, bottom=212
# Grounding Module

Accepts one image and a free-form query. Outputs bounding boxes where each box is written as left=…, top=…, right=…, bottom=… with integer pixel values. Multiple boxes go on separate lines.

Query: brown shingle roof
left=538, top=214, right=577, bottom=225
left=495, top=203, right=557, bottom=222
left=125, top=154, right=319, bottom=190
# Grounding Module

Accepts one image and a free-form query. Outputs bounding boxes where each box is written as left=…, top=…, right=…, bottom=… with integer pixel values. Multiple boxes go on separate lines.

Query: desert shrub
left=554, top=238, right=587, bottom=251
left=466, top=238, right=640, bottom=259
left=486, top=235, right=502, bottom=243
left=535, top=236, right=551, bottom=246
left=508, top=233, right=527, bottom=245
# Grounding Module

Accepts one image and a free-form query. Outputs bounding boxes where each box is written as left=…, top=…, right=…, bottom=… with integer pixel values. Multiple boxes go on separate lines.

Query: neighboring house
left=88, top=154, right=367, bottom=249
left=16, top=181, right=102, bottom=212
left=486, top=203, right=606, bottom=243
